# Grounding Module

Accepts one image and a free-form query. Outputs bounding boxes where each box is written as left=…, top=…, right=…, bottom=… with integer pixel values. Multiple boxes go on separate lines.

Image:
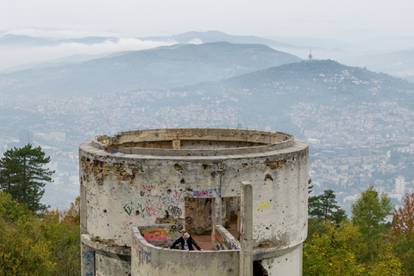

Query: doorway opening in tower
left=184, top=196, right=240, bottom=250
left=222, top=196, right=241, bottom=240
left=184, top=197, right=213, bottom=249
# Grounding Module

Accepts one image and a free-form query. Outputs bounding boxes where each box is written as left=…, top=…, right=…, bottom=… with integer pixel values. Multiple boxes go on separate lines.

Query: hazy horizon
left=1, top=0, right=413, bottom=41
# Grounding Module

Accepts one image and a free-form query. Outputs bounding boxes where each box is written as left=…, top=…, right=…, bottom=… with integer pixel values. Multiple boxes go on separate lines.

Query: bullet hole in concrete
left=265, top=226, right=269, bottom=230
left=269, top=199, right=272, bottom=202
left=211, top=171, right=217, bottom=178
left=167, top=189, right=172, bottom=193
left=186, top=188, right=193, bottom=192
left=264, top=173, right=273, bottom=181
left=135, top=210, right=140, bottom=216
left=202, top=164, right=208, bottom=170
left=242, top=163, right=248, bottom=167
left=174, top=163, right=183, bottom=173
left=265, top=159, right=287, bottom=170
left=180, top=178, right=185, bottom=184
left=107, top=224, right=109, bottom=226
left=103, top=209, right=107, bottom=213
left=140, top=191, right=145, bottom=196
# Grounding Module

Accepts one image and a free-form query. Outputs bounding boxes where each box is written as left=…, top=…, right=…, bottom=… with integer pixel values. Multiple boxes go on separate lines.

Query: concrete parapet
left=131, top=227, right=239, bottom=276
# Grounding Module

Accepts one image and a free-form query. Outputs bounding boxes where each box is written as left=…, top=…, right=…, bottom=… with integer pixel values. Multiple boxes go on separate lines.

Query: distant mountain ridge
left=179, top=60, right=414, bottom=132
left=143, top=30, right=294, bottom=49
left=191, top=60, right=413, bottom=98
left=0, top=42, right=301, bottom=96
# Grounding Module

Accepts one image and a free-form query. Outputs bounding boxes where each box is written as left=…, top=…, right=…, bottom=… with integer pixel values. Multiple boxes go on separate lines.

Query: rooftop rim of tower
left=88, top=128, right=295, bottom=157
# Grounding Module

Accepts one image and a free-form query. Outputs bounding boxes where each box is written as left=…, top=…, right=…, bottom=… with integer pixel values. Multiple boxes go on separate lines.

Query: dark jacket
left=170, top=236, right=201, bottom=250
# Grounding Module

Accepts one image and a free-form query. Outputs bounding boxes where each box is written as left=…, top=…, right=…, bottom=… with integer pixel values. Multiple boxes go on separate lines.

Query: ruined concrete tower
left=80, top=128, right=309, bottom=276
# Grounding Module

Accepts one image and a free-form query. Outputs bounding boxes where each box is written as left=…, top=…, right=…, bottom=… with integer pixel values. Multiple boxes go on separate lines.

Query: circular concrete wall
left=80, top=128, right=309, bottom=275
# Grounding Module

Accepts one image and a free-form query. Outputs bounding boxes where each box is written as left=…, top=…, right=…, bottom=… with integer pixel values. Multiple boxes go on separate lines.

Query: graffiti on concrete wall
left=123, top=200, right=162, bottom=218
left=227, top=239, right=241, bottom=250
left=142, top=184, right=155, bottom=193
left=82, top=248, right=94, bottom=276
left=167, top=205, right=182, bottom=217
left=192, top=188, right=218, bottom=198
left=138, top=247, right=152, bottom=264
left=83, top=250, right=94, bottom=266
left=142, top=228, right=170, bottom=242
left=257, top=201, right=271, bottom=211
left=123, top=188, right=184, bottom=219
left=123, top=201, right=146, bottom=216
left=169, top=224, right=184, bottom=233
left=214, top=226, right=241, bottom=250
left=161, top=190, right=183, bottom=207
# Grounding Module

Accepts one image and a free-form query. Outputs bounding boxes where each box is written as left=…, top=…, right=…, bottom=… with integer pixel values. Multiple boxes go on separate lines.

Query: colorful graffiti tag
left=123, top=199, right=164, bottom=218
left=192, top=188, right=218, bottom=198
left=257, top=201, right=271, bottom=211
left=142, top=228, right=170, bottom=242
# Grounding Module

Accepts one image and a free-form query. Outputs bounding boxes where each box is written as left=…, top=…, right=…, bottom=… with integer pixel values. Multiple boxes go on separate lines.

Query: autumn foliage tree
left=392, top=193, right=414, bottom=240
left=0, top=192, right=80, bottom=275
left=392, top=193, right=414, bottom=275
left=305, top=186, right=405, bottom=275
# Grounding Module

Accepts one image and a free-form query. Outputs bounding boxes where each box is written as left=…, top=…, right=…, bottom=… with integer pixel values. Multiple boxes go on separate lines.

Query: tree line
left=0, top=145, right=80, bottom=275
left=306, top=183, right=414, bottom=275
left=0, top=144, right=413, bottom=275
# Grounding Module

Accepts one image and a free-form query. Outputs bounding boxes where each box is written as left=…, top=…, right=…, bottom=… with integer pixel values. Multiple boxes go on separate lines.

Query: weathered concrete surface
left=95, top=252, right=130, bottom=276
left=80, top=128, right=309, bottom=275
left=81, top=234, right=130, bottom=276
left=214, top=225, right=240, bottom=250
left=260, top=244, right=303, bottom=275
left=240, top=182, right=253, bottom=276
left=81, top=242, right=95, bottom=276
left=131, top=227, right=239, bottom=276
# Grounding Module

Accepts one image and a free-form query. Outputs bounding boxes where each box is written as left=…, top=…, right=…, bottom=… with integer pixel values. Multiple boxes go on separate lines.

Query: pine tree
left=0, top=144, right=54, bottom=212
left=309, top=189, right=346, bottom=224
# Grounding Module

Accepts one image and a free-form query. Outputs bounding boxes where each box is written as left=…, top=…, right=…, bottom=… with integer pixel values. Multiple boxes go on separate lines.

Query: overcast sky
left=1, top=0, right=413, bottom=40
